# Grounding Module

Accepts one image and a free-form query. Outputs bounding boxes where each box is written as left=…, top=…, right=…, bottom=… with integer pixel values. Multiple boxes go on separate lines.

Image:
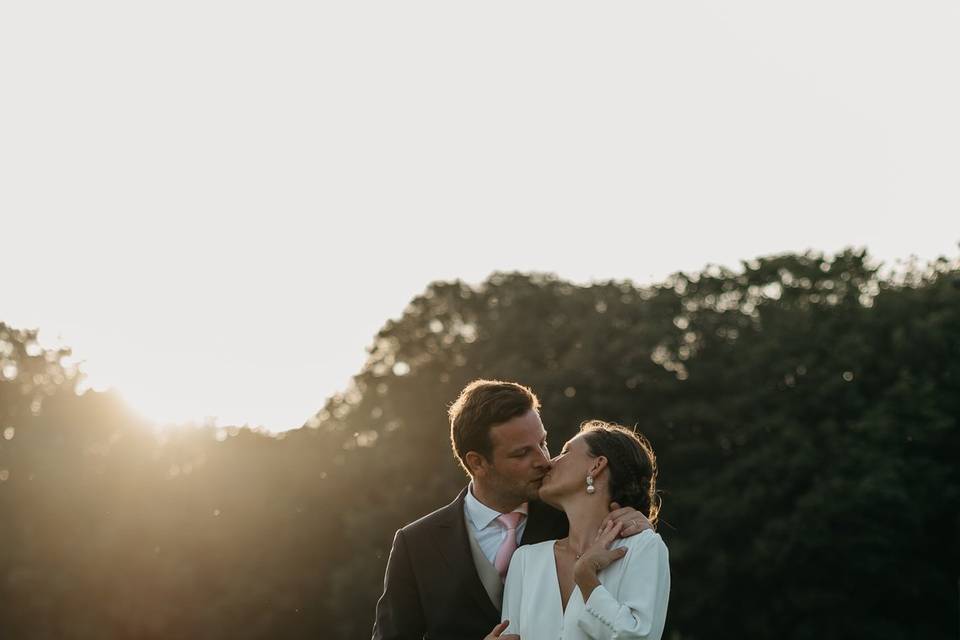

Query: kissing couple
left=372, top=379, right=670, bottom=640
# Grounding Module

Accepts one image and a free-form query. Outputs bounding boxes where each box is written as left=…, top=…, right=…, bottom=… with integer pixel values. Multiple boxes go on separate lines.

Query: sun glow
left=95, top=363, right=324, bottom=432
left=62, top=317, right=365, bottom=433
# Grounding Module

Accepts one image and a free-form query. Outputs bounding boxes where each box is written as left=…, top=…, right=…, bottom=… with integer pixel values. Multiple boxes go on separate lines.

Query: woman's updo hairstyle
left=580, top=420, right=660, bottom=527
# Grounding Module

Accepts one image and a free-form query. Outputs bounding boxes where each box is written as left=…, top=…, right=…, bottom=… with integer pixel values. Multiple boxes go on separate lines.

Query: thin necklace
left=561, top=539, right=586, bottom=560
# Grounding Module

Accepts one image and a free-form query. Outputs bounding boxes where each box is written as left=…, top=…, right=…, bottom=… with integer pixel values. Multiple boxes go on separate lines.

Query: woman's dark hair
left=580, top=420, right=660, bottom=527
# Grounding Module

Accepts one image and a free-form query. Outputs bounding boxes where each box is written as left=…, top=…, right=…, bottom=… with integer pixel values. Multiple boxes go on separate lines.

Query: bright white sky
left=2, top=2, right=958, bottom=431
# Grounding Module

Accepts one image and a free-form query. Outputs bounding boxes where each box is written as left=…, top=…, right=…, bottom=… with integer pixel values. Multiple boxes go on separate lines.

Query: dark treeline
left=1, top=248, right=958, bottom=639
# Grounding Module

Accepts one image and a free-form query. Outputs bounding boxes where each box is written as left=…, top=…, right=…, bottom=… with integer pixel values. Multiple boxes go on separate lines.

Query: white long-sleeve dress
left=501, top=529, right=670, bottom=640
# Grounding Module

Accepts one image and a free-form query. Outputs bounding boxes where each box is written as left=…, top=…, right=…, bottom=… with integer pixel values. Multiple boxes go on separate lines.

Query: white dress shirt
left=502, top=529, right=671, bottom=640
left=464, top=482, right=529, bottom=566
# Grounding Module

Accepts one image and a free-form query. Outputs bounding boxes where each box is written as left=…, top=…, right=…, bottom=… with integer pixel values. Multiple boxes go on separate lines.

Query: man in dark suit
left=372, top=380, right=652, bottom=640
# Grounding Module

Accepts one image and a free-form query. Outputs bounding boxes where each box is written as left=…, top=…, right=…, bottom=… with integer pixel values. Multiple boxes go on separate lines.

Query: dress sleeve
left=576, top=534, right=670, bottom=640
left=500, top=545, right=526, bottom=634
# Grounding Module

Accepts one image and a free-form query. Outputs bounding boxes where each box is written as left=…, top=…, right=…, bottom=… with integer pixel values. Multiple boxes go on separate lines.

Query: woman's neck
left=558, top=494, right=611, bottom=554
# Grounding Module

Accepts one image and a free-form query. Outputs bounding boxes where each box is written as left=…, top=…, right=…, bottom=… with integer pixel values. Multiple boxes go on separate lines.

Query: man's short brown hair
left=448, top=379, right=541, bottom=475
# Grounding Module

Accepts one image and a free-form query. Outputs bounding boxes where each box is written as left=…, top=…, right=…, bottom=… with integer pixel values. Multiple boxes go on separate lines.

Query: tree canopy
left=1, top=248, right=957, bottom=639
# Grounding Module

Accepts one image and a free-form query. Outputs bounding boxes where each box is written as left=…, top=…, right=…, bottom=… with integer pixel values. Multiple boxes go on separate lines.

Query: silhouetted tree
left=0, top=248, right=957, bottom=639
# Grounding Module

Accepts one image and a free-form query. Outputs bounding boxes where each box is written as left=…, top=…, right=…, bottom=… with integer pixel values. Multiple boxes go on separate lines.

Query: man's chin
left=529, top=478, right=548, bottom=500
left=523, top=479, right=544, bottom=501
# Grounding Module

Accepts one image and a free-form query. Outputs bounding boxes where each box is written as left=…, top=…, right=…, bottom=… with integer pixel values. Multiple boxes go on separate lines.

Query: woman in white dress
left=497, top=420, right=670, bottom=640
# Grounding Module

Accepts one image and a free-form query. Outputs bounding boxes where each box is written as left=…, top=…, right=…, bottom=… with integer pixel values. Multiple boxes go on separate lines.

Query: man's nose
left=534, top=449, right=552, bottom=469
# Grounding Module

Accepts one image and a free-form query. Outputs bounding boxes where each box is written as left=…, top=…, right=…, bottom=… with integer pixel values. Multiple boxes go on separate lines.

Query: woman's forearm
left=574, top=560, right=602, bottom=602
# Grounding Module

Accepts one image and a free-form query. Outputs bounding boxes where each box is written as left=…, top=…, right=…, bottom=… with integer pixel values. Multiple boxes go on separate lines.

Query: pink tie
left=494, top=512, right=524, bottom=581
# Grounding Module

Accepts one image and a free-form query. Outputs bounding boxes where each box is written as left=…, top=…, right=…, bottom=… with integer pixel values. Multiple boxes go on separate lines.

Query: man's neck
left=470, top=481, right=525, bottom=514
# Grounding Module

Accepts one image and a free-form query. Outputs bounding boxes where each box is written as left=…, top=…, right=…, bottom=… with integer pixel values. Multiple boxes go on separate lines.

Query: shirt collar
left=465, top=481, right=529, bottom=530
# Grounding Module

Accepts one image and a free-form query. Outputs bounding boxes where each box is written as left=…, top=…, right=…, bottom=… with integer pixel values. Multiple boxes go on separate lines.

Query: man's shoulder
left=397, top=486, right=468, bottom=538
left=399, top=504, right=452, bottom=534
left=516, top=538, right=554, bottom=557
left=522, top=498, right=568, bottom=543
left=528, top=498, right=564, bottom=520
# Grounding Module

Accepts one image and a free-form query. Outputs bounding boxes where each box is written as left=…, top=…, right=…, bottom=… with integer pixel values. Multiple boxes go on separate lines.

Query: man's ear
left=464, top=451, right=488, bottom=477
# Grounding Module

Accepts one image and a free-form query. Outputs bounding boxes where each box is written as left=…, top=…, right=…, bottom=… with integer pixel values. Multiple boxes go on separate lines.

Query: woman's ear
left=591, top=455, right=608, bottom=478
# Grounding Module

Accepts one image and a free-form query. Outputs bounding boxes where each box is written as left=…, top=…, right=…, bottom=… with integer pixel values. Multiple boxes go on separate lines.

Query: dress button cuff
left=586, top=605, right=614, bottom=628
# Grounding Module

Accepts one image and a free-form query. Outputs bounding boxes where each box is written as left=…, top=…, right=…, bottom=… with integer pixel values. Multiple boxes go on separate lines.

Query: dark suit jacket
left=372, top=486, right=568, bottom=640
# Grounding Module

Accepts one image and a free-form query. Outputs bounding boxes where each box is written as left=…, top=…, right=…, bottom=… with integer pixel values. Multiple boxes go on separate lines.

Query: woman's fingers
left=586, top=520, right=625, bottom=567
left=606, top=544, right=628, bottom=561
left=587, top=544, right=629, bottom=573
left=486, top=621, right=510, bottom=639
left=602, top=521, right=623, bottom=547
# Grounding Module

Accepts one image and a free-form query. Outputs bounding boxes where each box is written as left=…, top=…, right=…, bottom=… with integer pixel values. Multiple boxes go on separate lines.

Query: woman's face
left=538, top=433, right=596, bottom=505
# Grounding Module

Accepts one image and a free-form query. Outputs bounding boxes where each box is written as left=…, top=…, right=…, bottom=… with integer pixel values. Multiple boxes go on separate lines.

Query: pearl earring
left=586, top=474, right=595, bottom=494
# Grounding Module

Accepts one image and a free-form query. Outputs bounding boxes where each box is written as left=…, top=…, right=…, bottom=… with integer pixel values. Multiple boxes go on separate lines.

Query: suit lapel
left=433, top=487, right=501, bottom=621
left=520, top=499, right=568, bottom=546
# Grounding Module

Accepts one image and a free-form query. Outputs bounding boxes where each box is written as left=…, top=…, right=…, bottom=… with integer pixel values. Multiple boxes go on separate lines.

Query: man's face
left=474, top=409, right=552, bottom=506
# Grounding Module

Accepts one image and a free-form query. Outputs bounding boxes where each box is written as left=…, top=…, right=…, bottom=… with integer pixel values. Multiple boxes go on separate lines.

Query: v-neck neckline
left=551, top=540, right=581, bottom=615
